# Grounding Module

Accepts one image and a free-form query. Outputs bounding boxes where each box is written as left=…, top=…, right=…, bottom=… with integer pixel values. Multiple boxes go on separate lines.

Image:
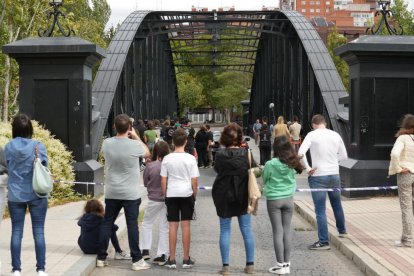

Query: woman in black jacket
left=212, top=123, right=256, bottom=275
left=195, top=125, right=210, bottom=168
left=259, top=123, right=272, bottom=165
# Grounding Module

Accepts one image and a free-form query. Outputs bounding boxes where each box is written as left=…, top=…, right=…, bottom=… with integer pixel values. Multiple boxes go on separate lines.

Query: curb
left=294, top=200, right=395, bottom=276
left=63, top=198, right=148, bottom=276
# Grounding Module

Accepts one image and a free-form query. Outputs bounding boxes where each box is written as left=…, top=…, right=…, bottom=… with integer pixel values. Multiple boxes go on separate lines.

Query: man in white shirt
left=298, top=114, right=348, bottom=250
left=161, top=128, right=199, bottom=269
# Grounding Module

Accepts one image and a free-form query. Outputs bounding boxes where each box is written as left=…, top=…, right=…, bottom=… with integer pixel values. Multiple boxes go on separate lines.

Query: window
left=310, top=1, right=315, bottom=4
left=326, top=8, right=330, bottom=12
left=316, top=1, right=320, bottom=4
left=326, top=1, right=330, bottom=4
left=301, top=8, right=307, bottom=12
left=301, top=1, right=306, bottom=4
left=310, top=8, right=315, bottom=12
left=316, top=9, right=320, bottom=12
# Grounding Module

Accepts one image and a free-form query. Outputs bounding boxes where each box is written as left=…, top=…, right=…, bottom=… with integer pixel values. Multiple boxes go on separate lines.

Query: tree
left=392, top=0, right=414, bottom=35
left=176, top=73, right=205, bottom=116
left=327, top=27, right=349, bottom=92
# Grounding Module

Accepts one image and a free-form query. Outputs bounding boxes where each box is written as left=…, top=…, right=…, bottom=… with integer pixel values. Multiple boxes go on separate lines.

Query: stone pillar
left=3, top=37, right=106, bottom=196
left=335, top=36, right=414, bottom=197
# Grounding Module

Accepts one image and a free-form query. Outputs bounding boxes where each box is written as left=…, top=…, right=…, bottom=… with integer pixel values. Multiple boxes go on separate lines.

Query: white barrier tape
left=55, top=180, right=396, bottom=192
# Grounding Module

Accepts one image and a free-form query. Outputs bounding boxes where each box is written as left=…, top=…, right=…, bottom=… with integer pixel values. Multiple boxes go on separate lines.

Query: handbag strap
left=247, top=150, right=252, bottom=169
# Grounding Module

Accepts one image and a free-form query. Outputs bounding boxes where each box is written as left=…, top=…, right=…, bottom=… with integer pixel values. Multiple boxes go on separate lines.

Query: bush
left=0, top=121, right=83, bottom=206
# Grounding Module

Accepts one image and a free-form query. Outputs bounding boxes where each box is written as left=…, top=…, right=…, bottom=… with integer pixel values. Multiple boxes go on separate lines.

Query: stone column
left=335, top=36, right=414, bottom=197
left=3, top=37, right=107, bottom=196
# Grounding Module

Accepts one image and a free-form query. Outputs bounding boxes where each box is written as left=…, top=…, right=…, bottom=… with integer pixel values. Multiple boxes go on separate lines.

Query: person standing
left=212, top=123, right=256, bottom=275
left=144, top=120, right=158, bottom=153
left=97, top=114, right=151, bottom=271
left=140, top=141, right=170, bottom=264
left=389, top=114, right=414, bottom=248
left=263, top=136, right=303, bottom=274
left=259, top=124, right=272, bottom=165
left=206, top=124, right=214, bottom=168
left=195, top=125, right=210, bottom=168
left=289, top=116, right=302, bottom=152
left=298, top=114, right=348, bottom=250
left=273, top=116, right=290, bottom=139
left=161, top=128, right=199, bottom=269
left=4, top=114, right=49, bottom=276
left=252, top=119, right=262, bottom=145
left=136, top=119, right=147, bottom=140
left=0, top=146, right=8, bottom=274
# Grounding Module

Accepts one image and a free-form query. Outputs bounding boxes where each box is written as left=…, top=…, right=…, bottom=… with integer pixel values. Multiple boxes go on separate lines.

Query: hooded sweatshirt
left=263, top=158, right=296, bottom=200
left=5, top=137, right=48, bottom=202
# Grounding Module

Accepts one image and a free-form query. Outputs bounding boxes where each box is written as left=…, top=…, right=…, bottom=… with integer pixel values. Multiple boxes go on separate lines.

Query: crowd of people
left=0, top=112, right=413, bottom=275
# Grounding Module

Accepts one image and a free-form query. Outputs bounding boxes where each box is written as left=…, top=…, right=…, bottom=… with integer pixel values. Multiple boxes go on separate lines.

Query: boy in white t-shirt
left=161, top=128, right=199, bottom=269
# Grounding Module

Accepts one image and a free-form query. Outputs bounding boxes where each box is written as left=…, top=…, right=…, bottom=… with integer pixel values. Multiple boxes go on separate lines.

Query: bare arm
left=161, top=176, right=168, bottom=196
left=129, top=128, right=150, bottom=158
left=192, top=177, right=198, bottom=200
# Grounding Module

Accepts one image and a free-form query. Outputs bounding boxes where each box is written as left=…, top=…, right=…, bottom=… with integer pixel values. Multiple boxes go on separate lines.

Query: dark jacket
left=212, top=148, right=255, bottom=218
left=259, top=130, right=272, bottom=147
left=77, top=213, right=118, bottom=254
left=195, top=130, right=210, bottom=149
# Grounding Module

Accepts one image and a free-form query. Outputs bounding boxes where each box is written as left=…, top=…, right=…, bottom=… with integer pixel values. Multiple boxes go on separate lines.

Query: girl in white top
left=389, top=114, right=414, bottom=248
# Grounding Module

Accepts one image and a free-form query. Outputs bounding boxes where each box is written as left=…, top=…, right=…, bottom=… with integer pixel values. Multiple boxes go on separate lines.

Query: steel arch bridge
left=91, top=10, right=348, bottom=158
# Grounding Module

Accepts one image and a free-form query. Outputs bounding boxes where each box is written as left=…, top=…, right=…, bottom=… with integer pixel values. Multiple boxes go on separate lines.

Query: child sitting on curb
left=77, top=199, right=130, bottom=260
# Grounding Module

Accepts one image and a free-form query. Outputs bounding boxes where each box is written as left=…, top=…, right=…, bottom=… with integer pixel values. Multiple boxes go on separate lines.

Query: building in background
left=282, top=0, right=377, bottom=43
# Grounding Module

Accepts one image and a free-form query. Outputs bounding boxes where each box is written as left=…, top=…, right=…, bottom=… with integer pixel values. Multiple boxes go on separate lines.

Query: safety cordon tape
left=54, top=180, right=397, bottom=192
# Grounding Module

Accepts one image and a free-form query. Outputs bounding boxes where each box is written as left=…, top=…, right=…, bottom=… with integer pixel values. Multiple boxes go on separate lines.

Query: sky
left=106, top=0, right=414, bottom=29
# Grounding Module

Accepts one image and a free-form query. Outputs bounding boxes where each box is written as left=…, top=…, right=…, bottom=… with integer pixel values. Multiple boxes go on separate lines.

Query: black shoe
left=182, top=257, right=195, bottom=269
left=165, top=258, right=177, bottom=269
left=142, top=249, right=150, bottom=261
left=153, top=254, right=167, bottom=266
left=309, top=241, right=330, bottom=250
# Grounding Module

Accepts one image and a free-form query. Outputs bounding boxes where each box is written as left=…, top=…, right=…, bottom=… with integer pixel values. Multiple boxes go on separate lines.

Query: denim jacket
left=5, top=137, right=48, bottom=202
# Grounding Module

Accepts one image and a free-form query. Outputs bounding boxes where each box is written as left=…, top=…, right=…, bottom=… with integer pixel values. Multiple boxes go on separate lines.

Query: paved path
left=90, top=167, right=361, bottom=276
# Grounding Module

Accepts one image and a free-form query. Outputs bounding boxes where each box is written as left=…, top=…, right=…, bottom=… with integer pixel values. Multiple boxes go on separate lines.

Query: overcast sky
left=106, top=0, right=414, bottom=29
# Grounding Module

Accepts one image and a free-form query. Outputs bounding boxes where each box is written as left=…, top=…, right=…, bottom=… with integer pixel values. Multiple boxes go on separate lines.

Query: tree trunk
left=2, top=54, right=10, bottom=122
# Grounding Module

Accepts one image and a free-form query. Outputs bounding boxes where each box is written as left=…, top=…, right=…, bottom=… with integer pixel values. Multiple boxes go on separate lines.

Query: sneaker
left=338, top=232, right=348, bottom=238
left=395, top=240, right=412, bottom=247
left=268, top=263, right=285, bottom=274
left=164, top=258, right=177, bottom=269
left=153, top=254, right=167, bottom=266
left=219, top=265, right=230, bottom=275
left=284, top=262, right=291, bottom=274
left=96, top=259, right=108, bottom=267
left=37, top=271, right=48, bottom=276
left=141, top=249, right=150, bottom=261
left=182, top=257, right=195, bottom=269
left=244, top=265, right=254, bottom=274
left=131, top=259, right=151, bottom=271
left=115, top=251, right=132, bottom=260
left=12, top=271, right=21, bottom=276
left=308, top=241, right=330, bottom=250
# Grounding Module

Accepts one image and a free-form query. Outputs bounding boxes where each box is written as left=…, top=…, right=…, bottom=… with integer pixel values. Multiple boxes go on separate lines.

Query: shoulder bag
left=32, top=144, right=53, bottom=198
left=247, top=150, right=261, bottom=215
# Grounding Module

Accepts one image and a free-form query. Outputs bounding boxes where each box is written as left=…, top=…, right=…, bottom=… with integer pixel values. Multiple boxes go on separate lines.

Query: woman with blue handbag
left=4, top=114, right=50, bottom=276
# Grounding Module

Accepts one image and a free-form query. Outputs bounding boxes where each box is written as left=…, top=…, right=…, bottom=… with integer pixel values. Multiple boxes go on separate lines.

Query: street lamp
left=38, top=0, right=74, bottom=37
left=269, top=103, right=276, bottom=125
left=366, top=0, right=403, bottom=35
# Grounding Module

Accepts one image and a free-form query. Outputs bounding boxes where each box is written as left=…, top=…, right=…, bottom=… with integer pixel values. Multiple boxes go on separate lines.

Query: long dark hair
left=151, top=140, right=170, bottom=161
left=84, top=199, right=104, bottom=217
left=273, top=136, right=303, bottom=173
left=396, top=114, right=414, bottom=137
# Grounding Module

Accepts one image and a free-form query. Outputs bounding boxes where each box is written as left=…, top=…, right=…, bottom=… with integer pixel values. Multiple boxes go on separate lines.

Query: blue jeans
left=98, top=198, right=142, bottom=262
left=309, top=175, right=346, bottom=244
left=219, top=214, right=254, bottom=265
left=8, top=198, right=48, bottom=272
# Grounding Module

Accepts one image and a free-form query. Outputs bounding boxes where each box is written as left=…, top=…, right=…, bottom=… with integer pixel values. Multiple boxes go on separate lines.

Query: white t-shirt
left=160, top=152, right=200, bottom=197
left=298, top=128, right=347, bottom=176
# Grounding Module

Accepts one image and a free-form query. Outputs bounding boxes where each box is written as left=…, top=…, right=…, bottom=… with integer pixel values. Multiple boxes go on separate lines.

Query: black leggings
left=197, top=147, right=208, bottom=167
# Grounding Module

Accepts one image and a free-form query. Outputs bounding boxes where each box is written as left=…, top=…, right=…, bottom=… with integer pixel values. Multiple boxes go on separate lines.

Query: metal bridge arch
left=91, top=10, right=348, bottom=158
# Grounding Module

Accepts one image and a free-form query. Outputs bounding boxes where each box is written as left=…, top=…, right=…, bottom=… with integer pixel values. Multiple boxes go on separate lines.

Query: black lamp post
left=366, top=0, right=403, bottom=35
left=38, top=0, right=74, bottom=37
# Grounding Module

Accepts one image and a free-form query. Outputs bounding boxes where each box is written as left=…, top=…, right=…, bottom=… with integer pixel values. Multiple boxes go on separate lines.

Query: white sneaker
left=11, top=271, right=21, bottom=276
left=269, top=263, right=285, bottom=274
left=37, top=271, right=48, bottom=276
left=283, top=262, right=291, bottom=274
left=395, top=240, right=412, bottom=247
left=131, top=259, right=151, bottom=271
left=114, top=251, right=132, bottom=260
left=96, top=259, right=109, bottom=267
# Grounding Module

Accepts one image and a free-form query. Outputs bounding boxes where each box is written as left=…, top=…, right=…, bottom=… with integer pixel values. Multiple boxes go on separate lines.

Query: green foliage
left=391, top=0, right=414, bottom=35
left=327, top=27, right=349, bottom=92
left=0, top=121, right=83, bottom=205
left=177, top=73, right=205, bottom=115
